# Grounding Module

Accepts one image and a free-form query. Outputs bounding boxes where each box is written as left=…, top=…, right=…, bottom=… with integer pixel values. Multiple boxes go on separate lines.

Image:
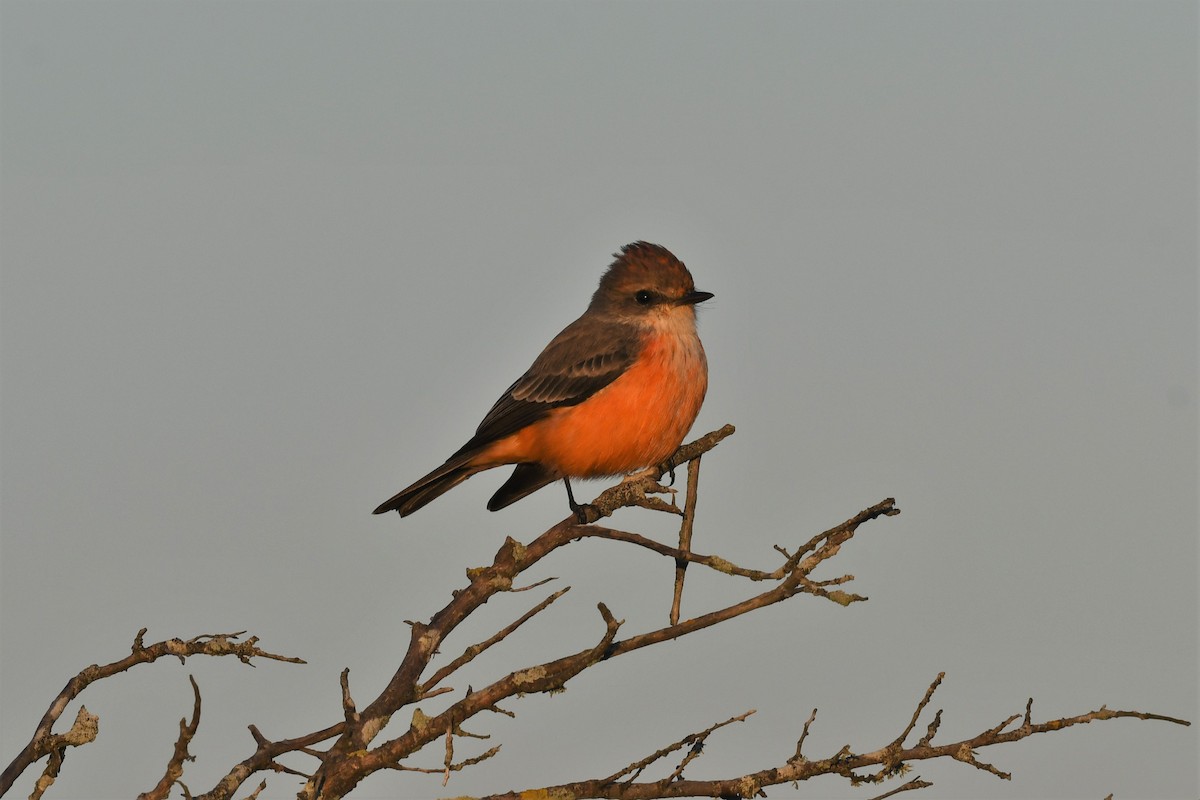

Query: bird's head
left=589, top=241, right=713, bottom=321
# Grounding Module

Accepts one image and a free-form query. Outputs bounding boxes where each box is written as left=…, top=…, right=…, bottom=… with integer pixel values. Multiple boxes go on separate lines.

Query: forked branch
left=1, top=631, right=303, bottom=796
left=2, top=424, right=1189, bottom=800
left=466, top=673, right=1190, bottom=800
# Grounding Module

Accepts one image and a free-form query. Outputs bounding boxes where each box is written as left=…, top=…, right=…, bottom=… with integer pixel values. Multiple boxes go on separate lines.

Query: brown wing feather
left=375, top=318, right=637, bottom=516
left=451, top=317, right=639, bottom=458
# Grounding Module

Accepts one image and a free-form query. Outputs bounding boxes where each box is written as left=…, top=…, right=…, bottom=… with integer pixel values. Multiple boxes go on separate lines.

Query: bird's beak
left=678, top=290, right=714, bottom=306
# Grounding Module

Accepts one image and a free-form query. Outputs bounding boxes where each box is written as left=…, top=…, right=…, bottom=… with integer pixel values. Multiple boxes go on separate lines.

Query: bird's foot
left=571, top=502, right=598, bottom=524
left=566, top=471, right=682, bottom=523
left=563, top=477, right=600, bottom=524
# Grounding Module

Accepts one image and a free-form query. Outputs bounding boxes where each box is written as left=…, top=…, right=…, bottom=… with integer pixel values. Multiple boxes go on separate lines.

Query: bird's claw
left=572, top=502, right=598, bottom=524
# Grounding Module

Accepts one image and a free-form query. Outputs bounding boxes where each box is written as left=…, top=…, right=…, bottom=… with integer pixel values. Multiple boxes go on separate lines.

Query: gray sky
left=1, top=2, right=1196, bottom=799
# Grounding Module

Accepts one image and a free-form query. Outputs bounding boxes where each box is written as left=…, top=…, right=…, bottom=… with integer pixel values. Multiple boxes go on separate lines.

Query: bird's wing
left=454, top=317, right=639, bottom=456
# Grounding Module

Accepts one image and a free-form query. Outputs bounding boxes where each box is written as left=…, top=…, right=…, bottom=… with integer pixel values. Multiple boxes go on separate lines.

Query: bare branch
left=138, top=675, right=202, bottom=800
left=509, top=576, right=558, bottom=592
left=576, top=425, right=736, bottom=523
left=790, top=708, right=818, bottom=764
left=307, top=603, right=626, bottom=796
left=577, top=526, right=783, bottom=581
left=389, top=745, right=502, bottom=777
left=603, top=711, right=756, bottom=785
left=292, top=473, right=895, bottom=797
left=895, top=674, right=944, bottom=749
left=3, top=629, right=302, bottom=795
left=670, top=455, right=702, bottom=625
left=916, top=709, right=943, bottom=748
left=341, top=669, right=359, bottom=725
left=193, top=723, right=344, bottom=800
left=25, top=706, right=97, bottom=800
left=238, top=780, right=267, bottom=800
left=420, top=587, right=572, bottom=694
left=467, top=675, right=1189, bottom=800
left=867, top=777, right=934, bottom=800
left=8, top=425, right=1188, bottom=800
left=442, top=722, right=454, bottom=786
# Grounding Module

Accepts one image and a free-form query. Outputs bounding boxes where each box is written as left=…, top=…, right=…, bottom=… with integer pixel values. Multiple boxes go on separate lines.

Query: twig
left=420, top=588, right=571, bottom=694
left=867, top=777, right=933, bottom=800
left=294, top=482, right=894, bottom=798
left=194, top=724, right=344, bottom=800
left=286, top=430, right=739, bottom=799
left=3, top=629, right=302, bottom=795
left=390, top=745, right=502, bottom=776
left=467, top=675, right=1189, bottom=800
left=138, top=675, right=202, bottom=800
left=238, top=780, right=267, bottom=800
left=341, top=669, right=357, bottom=720
left=25, top=706, right=97, bottom=800
left=893, top=674, right=944, bottom=750
left=575, top=425, right=736, bottom=524
left=602, top=710, right=756, bottom=785
left=790, top=709, right=818, bottom=763
left=577, top=526, right=782, bottom=581
left=670, top=455, right=702, bottom=625
left=23, top=424, right=1181, bottom=800
left=306, top=603, right=625, bottom=796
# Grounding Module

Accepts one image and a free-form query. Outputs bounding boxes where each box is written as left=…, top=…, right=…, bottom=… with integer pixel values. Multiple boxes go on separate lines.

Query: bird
left=373, top=241, right=712, bottom=518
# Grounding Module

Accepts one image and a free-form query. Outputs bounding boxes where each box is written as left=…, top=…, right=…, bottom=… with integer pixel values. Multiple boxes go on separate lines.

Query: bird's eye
left=634, top=290, right=654, bottom=305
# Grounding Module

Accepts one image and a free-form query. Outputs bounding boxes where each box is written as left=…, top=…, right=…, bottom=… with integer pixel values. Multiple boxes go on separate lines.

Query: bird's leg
left=659, top=454, right=679, bottom=487
left=563, top=478, right=593, bottom=524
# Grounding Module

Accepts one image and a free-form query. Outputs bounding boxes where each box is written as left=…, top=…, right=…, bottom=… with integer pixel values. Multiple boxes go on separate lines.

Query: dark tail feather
left=487, top=463, right=560, bottom=511
left=373, top=459, right=483, bottom=516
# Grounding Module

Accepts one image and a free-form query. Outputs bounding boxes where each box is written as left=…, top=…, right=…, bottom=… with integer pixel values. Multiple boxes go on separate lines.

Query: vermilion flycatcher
left=373, top=242, right=712, bottom=517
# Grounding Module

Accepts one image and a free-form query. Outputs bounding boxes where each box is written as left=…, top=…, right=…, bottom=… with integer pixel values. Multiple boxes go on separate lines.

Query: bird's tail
left=373, top=457, right=484, bottom=516
left=486, top=462, right=560, bottom=511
